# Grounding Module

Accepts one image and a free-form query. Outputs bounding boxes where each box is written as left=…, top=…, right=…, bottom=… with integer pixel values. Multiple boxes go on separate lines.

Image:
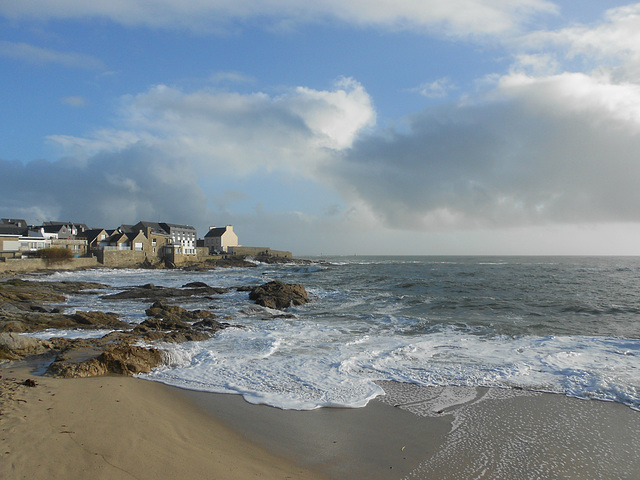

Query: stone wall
left=98, top=250, right=147, bottom=268
left=228, top=246, right=292, bottom=258
left=0, top=256, right=99, bottom=274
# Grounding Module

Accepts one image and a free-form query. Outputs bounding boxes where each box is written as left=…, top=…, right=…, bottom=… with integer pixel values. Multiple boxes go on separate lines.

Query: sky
left=2, top=1, right=640, bottom=255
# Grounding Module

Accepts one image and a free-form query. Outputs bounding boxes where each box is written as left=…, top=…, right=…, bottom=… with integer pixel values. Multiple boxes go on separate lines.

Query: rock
left=99, top=345, right=164, bottom=375
left=70, top=311, right=129, bottom=329
left=47, top=345, right=164, bottom=378
left=249, top=281, right=309, bottom=310
left=0, top=332, right=48, bottom=360
left=144, top=301, right=215, bottom=322
left=102, top=283, right=228, bottom=301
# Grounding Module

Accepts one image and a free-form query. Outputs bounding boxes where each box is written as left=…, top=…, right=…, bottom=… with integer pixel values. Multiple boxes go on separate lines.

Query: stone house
left=204, top=225, right=239, bottom=253
left=78, top=229, right=109, bottom=249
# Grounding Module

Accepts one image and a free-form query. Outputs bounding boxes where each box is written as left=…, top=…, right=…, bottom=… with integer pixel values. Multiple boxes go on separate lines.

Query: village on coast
left=0, top=218, right=292, bottom=272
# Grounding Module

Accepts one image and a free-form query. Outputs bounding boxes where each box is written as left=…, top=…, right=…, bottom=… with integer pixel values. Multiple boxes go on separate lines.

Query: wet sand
left=2, top=362, right=639, bottom=479
left=183, top=381, right=640, bottom=479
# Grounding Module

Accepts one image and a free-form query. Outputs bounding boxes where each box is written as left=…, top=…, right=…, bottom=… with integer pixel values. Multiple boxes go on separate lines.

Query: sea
left=34, top=256, right=639, bottom=411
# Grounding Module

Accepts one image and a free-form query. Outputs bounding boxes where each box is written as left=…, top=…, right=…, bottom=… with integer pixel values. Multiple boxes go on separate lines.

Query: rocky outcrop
left=47, top=345, right=164, bottom=378
left=0, top=279, right=106, bottom=305
left=0, top=277, right=313, bottom=379
left=0, top=309, right=130, bottom=333
left=0, top=332, right=49, bottom=360
left=101, top=283, right=229, bottom=301
left=249, top=281, right=309, bottom=310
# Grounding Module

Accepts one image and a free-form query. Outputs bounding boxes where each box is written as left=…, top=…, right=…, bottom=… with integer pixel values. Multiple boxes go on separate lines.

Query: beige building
left=204, top=225, right=239, bottom=253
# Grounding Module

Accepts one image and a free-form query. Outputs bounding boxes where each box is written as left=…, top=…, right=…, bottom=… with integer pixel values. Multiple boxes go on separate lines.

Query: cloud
left=1, top=79, right=375, bottom=233
left=209, top=71, right=255, bottom=84
left=519, top=4, right=640, bottom=81
left=49, top=78, right=375, bottom=175
left=411, top=78, right=456, bottom=98
left=330, top=69, right=640, bottom=230
left=61, top=96, right=88, bottom=107
left=0, top=146, right=208, bottom=229
left=0, top=41, right=105, bottom=70
left=0, top=0, right=557, bottom=37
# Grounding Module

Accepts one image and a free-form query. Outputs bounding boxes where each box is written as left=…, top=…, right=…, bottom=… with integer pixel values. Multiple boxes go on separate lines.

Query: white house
left=204, top=225, right=239, bottom=253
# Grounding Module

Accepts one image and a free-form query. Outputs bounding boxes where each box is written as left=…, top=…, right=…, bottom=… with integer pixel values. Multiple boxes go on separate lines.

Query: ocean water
left=37, top=256, right=639, bottom=411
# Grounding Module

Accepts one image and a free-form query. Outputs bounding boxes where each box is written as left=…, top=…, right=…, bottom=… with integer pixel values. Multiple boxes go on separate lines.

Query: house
left=129, top=222, right=172, bottom=256
left=204, top=225, right=239, bottom=253
left=78, top=229, right=109, bottom=249
left=0, top=228, right=21, bottom=259
left=159, top=223, right=197, bottom=255
left=42, top=222, right=78, bottom=239
left=1, top=218, right=28, bottom=228
left=19, top=228, right=50, bottom=253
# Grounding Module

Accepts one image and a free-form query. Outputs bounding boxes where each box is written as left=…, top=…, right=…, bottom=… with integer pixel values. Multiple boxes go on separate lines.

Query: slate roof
left=204, top=227, right=229, bottom=238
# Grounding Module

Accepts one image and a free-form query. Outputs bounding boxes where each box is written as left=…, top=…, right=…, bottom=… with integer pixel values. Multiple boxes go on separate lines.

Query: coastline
left=4, top=361, right=639, bottom=480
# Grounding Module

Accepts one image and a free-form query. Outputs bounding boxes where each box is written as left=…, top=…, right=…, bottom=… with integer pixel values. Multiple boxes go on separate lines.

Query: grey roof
left=78, top=229, right=107, bottom=243
left=160, top=222, right=196, bottom=232
left=204, top=227, right=229, bottom=238
left=0, top=225, right=25, bottom=235
left=1, top=218, right=27, bottom=228
left=134, top=221, right=167, bottom=235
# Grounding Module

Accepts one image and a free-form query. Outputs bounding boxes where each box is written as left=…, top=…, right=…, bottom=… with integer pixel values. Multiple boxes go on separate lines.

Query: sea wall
left=228, top=247, right=292, bottom=258
left=0, top=256, right=99, bottom=274
left=98, top=250, right=147, bottom=268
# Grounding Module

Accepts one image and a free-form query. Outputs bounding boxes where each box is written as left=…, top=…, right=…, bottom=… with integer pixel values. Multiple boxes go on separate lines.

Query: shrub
left=37, top=247, right=74, bottom=265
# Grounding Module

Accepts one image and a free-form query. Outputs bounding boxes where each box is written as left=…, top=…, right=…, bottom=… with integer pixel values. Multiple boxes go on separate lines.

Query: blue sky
left=3, top=1, right=640, bottom=255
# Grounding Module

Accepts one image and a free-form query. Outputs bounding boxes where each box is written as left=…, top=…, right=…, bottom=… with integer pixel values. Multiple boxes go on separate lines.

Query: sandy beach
left=0, top=363, right=326, bottom=480
left=3, top=361, right=640, bottom=480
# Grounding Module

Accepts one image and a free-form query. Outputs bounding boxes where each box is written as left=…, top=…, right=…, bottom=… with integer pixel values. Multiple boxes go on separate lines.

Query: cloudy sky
left=2, top=1, right=640, bottom=255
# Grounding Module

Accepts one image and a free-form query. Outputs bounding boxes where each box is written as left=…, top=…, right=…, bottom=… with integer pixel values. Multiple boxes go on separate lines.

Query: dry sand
left=0, top=364, right=326, bottom=480
left=3, top=361, right=640, bottom=480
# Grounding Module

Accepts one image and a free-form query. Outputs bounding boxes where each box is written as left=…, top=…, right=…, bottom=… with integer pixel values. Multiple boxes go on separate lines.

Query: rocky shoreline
left=0, top=275, right=309, bottom=378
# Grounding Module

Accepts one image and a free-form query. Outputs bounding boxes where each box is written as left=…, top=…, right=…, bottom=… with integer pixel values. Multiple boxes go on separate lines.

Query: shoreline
left=4, top=361, right=639, bottom=480
left=0, top=363, right=327, bottom=480
left=181, top=381, right=640, bottom=479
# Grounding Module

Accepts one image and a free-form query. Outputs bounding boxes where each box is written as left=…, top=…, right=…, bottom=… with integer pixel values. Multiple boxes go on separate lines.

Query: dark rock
left=182, top=281, right=209, bottom=288
left=249, top=281, right=309, bottom=310
left=102, top=283, right=228, bottom=301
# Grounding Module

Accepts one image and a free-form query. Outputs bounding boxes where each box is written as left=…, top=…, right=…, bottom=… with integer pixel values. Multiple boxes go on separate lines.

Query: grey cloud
left=0, top=145, right=210, bottom=229
left=332, top=96, right=640, bottom=230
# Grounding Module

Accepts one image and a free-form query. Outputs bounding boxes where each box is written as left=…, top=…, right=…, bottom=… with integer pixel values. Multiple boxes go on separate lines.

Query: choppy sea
left=35, top=256, right=639, bottom=411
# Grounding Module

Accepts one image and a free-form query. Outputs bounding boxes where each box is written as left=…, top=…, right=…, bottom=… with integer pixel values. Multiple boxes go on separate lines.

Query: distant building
left=204, top=225, right=239, bottom=253
left=1, top=218, right=27, bottom=228
left=159, top=223, right=197, bottom=255
left=42, top=221, right=88, bottom=239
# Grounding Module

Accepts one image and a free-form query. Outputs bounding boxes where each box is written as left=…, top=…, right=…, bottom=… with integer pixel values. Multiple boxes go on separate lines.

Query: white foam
left=138, top=319, right=640, bottom=410
left=21, top=329, right=116, bottom=340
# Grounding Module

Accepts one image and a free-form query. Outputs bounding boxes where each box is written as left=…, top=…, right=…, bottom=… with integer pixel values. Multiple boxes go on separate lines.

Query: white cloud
left=519, top=4, right=640, bottom=82
left=411, top=78, right=456, bottom=98
left=0, top=41, right=105, bottom=70
left=209, top=71, right=255, bottom=84
left=49, top=79, right=375, bottom=175
left=0, top=0, right=557, bottom=37
left=61, top=96, right=88, bottom=107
